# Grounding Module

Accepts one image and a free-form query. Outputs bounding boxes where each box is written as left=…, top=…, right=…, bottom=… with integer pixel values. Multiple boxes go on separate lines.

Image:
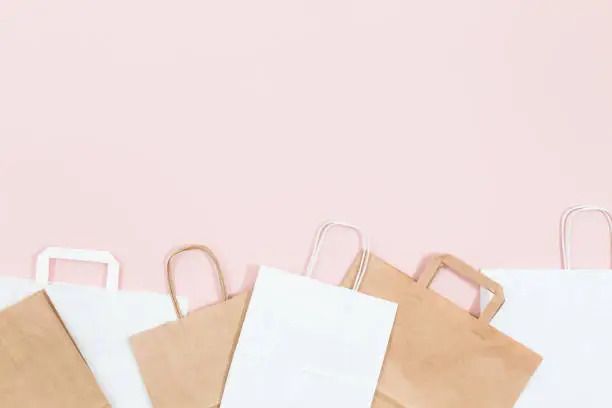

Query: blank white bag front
left=0, top=248, right=188, bottom=408
left=481, top=269, right=612, bottom=407
left=221, top=267, right=397, bottom=408
left=481, top=205, right=612, bottom=407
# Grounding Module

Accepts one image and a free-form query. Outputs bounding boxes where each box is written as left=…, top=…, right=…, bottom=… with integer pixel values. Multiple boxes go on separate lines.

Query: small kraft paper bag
left=482, top=205, right=612, bottom=407
left=342, top=253, right=542, bottom=408
left=0, top=291, right=109, bottom=408
left=221, top=222, right=398, bottom=408
left=130, top=245, right=250, bottom=408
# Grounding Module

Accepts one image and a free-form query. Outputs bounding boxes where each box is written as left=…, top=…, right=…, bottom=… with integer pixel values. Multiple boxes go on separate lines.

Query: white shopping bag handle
left=305, top=221, right=371, bottom=291
left=36, top=247, right=121, bottom=291
left=419, top=254, right=505, bottom=323
left=560, top=205, right=612, bottom=269
left=166, top=244, right=228, bottom=319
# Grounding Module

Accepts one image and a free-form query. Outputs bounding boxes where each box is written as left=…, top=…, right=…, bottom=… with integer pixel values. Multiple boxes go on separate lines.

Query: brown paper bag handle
left=418, top=254, right=504, bottom=323
left=167, top=245, right=229, bottom=319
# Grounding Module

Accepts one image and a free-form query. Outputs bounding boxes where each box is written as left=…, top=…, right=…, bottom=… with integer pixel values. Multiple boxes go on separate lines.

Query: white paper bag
left=0, top=247, right=188, bottom=408
left=482, top=205, right=612, bottom=407
left=221, top=222, right=398, bottom=408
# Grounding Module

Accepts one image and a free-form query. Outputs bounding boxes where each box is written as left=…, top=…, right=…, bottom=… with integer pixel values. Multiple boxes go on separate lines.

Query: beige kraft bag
left=130, top=245, right=249, bottom=408
left=342, top=253, right=542, bottom=408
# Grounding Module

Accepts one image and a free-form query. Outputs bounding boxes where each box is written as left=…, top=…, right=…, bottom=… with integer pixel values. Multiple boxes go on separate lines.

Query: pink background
left=1, top=1, right=611, bottom=312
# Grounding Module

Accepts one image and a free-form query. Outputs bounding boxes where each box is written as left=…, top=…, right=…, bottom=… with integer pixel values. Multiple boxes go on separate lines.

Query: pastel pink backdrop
left=1, top=1, right=611, bottom=312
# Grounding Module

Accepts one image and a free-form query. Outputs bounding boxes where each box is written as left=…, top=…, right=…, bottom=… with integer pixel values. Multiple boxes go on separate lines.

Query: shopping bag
left=221, top=222, right=398, bottom=408
left=0, top=247, right=187, bottom=408
left=0, top=291, right=109, bottom=408
left=482, top=204, right=612, bottom=407
left=130, top=245, right=250, bottom=408
left=342, top=252, right=542, bottom=408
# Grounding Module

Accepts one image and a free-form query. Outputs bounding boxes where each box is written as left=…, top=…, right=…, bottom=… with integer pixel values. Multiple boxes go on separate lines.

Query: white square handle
left=35, top=247, right=121, bottom=291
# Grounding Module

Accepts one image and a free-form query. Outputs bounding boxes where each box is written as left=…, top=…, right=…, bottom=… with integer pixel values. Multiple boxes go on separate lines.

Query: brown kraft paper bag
left=341, top=253, right=542, bottom=408
left=0, top=291, right=110, bottom=408
left=130, top=245, right=249, bottom=408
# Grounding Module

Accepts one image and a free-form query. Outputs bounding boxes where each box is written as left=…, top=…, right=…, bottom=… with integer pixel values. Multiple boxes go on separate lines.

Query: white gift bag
left=482, top=205, right=612, bottom=407
left=221, top=222, right=398, bottom=408
left=0, top=247, right=188, bottom=408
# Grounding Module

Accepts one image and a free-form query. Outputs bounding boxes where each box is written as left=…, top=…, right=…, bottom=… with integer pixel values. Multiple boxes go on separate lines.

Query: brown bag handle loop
left=167, top=245, right=229, bottom=319
left=418, top=254, right=504, bottom=323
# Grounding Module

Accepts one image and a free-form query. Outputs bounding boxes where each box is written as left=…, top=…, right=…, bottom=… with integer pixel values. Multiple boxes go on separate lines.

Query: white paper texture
left=221, top=267, right=397, bottom=408
left=0, top=276, right=188, bottom=408
left=481, top=269, right=612, bottom=407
